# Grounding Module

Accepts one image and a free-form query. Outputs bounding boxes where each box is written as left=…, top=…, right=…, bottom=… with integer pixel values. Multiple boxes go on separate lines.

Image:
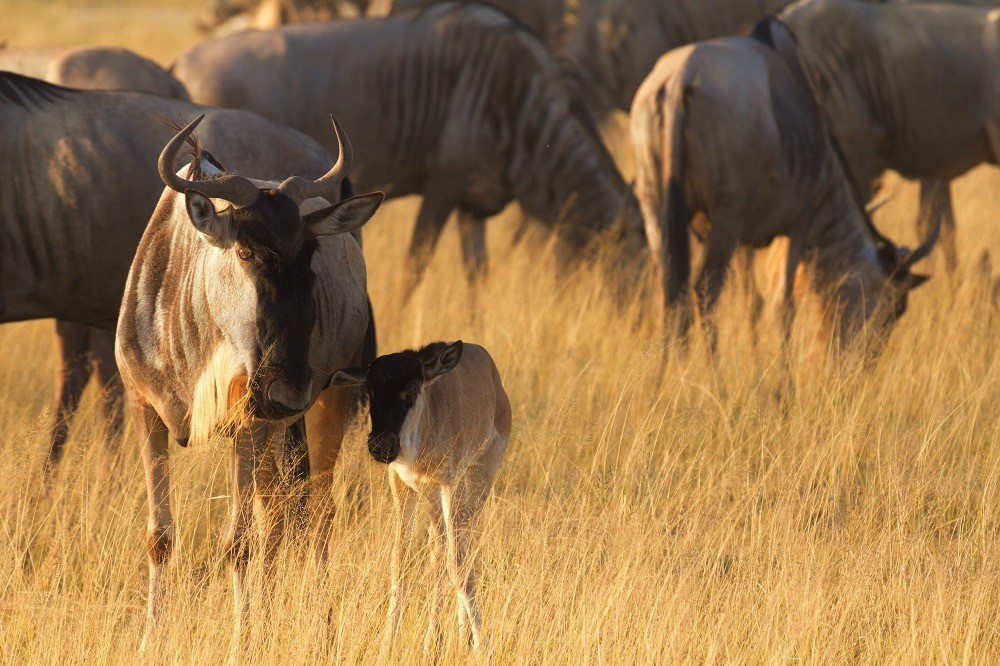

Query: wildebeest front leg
left=381, top=468, right=417, bottom=656
left=304, top=385, right=355, bottom=559
left=225, top=425, right=265, bottom=652
left=254, top=428, right=288, bottom=613
left=918, top=179, right=957, bottom=273
left=398, top=183, right=459, bottom=299
left=456, top=209, right=488, bottom=285
left=135, top=399, right=172, bottom=652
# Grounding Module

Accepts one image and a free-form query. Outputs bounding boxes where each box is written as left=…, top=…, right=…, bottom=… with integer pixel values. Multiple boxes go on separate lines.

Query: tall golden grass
left=1, top=2, right=999, bottom=662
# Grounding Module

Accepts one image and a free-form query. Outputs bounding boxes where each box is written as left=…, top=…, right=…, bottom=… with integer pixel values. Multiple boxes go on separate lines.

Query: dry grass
left=2, top=3, right=1000, bottom=663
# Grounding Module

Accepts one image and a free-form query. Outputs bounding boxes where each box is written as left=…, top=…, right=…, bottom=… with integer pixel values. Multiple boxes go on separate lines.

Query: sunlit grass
left=0, top=3, right=999, bottom=662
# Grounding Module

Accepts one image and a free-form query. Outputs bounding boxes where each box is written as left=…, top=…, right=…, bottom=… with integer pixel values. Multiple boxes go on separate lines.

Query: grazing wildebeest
left=331, top=340, right=511, bottom=654
left=117, top=116, right=383, bottom=650
left=172, top=2, right=644, bottom=294
left=0, top=46, right=189, bottom=469
left=0, top=72, right=372, bottom=487
left=780, top=0, right=1000, bottom=271
left=631, top=18, right=940, bottom=351
left=563, top=0, right=793, bottom=118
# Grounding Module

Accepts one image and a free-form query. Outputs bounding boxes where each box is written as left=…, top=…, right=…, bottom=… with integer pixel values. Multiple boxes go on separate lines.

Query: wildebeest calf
left=331, top=340, right=511, bottom=654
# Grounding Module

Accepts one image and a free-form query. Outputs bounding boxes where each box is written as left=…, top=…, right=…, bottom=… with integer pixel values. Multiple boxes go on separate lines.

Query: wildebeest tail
left=632, top=70, right=692, bottom=310
left=661, top=76, right=692, bottom=306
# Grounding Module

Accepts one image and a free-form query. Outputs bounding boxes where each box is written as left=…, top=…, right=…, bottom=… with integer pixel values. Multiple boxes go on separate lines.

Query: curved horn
left=157, top=114, right=260, bottom=209
left=900, top=208, right=942, bottom=270
left=276, top=115, right=353, bottom=204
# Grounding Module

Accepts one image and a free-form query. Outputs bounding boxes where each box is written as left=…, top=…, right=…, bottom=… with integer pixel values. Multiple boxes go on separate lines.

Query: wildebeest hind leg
left=398, top=184, right=459, bottom=300
left=47, top=322, right=93, bottom=472
left=694, top=234, right=738, bottom=358
left=457, top=209, right=488, bottom=285
left=90, top=327, right=124, bottom=451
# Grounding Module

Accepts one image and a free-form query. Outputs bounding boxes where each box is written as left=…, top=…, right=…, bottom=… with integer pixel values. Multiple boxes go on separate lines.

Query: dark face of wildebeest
left=330, top=342, right=464, bottom=463
left=161, top=114, right=383, bottom=421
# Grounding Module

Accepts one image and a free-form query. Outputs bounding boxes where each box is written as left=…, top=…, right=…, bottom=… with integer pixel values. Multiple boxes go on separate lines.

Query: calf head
left=330, top=341, right=463, bottom=463
left=159, top=114, right=383, bottom=420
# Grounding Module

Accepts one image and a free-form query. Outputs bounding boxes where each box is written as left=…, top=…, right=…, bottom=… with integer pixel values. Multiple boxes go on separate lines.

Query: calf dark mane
left=0, top=71, right=77, bottom=109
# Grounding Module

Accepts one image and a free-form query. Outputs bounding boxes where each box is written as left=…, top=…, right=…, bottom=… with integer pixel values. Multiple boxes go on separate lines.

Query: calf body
left=333, top=341, right=511, bottom=653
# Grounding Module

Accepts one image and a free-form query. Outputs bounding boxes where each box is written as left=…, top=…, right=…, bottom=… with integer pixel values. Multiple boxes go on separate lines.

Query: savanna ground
left=2, top=1, right=999, bottom=662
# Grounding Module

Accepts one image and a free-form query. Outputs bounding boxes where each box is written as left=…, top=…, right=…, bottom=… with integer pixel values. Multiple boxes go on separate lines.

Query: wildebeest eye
left=236, top=245, right=253, bottom=261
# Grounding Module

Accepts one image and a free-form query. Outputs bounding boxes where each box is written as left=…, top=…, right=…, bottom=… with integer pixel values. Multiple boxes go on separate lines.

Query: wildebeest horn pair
left=158, top=113, right=353, bottom=207
left=862, top=193, right=941, bottom=273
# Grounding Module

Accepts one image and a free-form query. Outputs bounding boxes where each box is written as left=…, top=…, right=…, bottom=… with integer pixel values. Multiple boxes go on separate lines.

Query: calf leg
left=398, top=183, right=460, bottom=299
left=135, top=399, right=172, bottom=652
left=457, top=209, right=488, bottom=285
left=382, top=469, right=418, bottom=654
left=918, top=179, right=957, bottom=274
left=441, top=476, right=491, bottom=652
left=422, top=499, right=447, bottom=656
left=48, top=322, right=92, bottom=470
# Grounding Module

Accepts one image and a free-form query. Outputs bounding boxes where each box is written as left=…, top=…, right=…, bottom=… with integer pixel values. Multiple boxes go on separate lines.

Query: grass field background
left=1, top=1, right=999, bottom=662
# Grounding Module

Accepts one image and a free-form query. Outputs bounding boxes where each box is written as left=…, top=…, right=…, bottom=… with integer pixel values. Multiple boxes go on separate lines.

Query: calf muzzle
left=368, top=431, right=400, bottom=464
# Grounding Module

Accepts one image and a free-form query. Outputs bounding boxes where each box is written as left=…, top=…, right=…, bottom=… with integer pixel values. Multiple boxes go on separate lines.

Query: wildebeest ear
left=424, top=341, right=463, bottom=382
left=305, top=192, right=385, bottom=237
left=185, top=190, right=235, bottom=248
left=901, top=273, right=931, bottom=291
left=329, top=367, right=368, bottom=387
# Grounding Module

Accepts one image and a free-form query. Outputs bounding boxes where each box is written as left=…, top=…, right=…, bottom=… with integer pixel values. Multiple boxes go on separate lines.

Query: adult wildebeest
left=0, top=46, right=189, bottom=469
left=331, top=340, right=511, bottom=654
left=389, top=0, right=569, bottom=47
left=172, top=2, right=644, bottom=294
left=0, top=72, right=372, bottom=489
left=0, top=45, right=190, bottom=100
left=631, top=18, right=939, bottom=351
left=564, top=0, right=793, bottom=118
left=779, top=0, right=1000, bottom=271
left=117, top=116, right=382, bottom=650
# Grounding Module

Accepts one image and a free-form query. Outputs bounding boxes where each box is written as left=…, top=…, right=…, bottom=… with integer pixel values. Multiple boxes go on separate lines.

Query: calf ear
left=305, top=192, right=385, bottom=237
left=329, top=367, right=368, bottom=387
left=185, top=190, right=235, bottom=248
left=424, top=341, right=464, bottom=382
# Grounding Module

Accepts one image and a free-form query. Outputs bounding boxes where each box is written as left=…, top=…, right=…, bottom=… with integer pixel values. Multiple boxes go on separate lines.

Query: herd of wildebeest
left=0, top=0, right=997, bottom=654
